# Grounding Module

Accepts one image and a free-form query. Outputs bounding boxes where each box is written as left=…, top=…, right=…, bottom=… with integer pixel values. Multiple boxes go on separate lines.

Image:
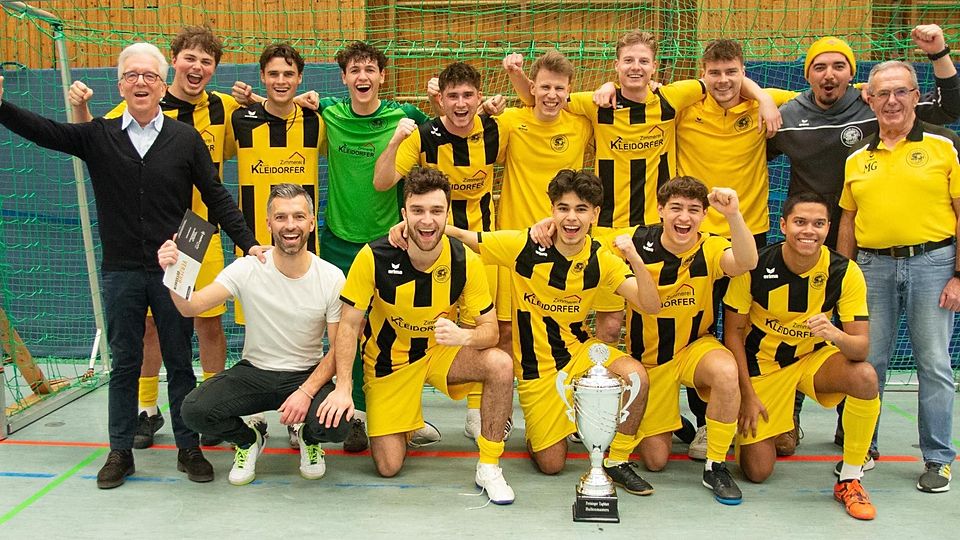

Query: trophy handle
left=555, top=371, right=576, bottom=422
left=619, top=371, right=642, bottom=423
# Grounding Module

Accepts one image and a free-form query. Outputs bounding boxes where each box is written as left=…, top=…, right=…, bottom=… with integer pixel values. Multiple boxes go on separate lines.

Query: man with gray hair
left=838, top=59, right=960, bottom=493
left=0, top=42, right=263, bottom=488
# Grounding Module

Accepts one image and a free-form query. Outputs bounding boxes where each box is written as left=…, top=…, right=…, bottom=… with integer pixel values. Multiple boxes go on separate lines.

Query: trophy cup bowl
left=556, top=344, right=642, bottom=523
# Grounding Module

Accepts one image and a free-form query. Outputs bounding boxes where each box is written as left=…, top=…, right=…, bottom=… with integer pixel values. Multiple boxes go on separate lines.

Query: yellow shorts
left=363, top=345, right=472, bottom=437
left=496, top=266, right=513, bottom=321
left=518, top=339, right=627, bottom=453
left=639, top=336, right=724, bottom=437
left=592, top=226, right=626, bottom=312
left=148, top=233, right=226, bottom=319
left=736, top=345, right=845, bottom=446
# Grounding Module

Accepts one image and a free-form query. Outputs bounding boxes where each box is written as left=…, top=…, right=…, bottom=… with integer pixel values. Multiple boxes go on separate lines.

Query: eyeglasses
left=120, top=71, right=162, bottom=85
left=869, top=87, right=917, bottom=100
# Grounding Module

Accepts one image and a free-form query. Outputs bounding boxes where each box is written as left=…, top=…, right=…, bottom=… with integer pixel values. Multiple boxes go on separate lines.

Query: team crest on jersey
left=434, top=265, right=450, bottom=283
left=572, top=261, right=585, bottom=273
left=734, top=115, right=752, bottom=132
left=840, top=126, right=863, bottom=147
left=906, top=148, right=929, bottom=168
left=551, top=135, right=569, bottom=153
left=811, top=272, right=827, bottom=290
left=370, top=118, right=385, bottom=130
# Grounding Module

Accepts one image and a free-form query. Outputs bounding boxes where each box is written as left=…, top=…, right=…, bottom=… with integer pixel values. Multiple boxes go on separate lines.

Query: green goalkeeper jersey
left=319, top=97, right=429, bottom=243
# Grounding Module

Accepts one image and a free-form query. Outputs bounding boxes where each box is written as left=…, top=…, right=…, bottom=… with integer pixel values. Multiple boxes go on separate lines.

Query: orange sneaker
left=833, top=479, right=876, bottom=520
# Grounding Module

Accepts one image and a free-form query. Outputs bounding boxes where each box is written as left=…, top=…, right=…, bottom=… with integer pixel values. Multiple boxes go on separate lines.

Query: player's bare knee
left=373, top=454, right=404, bottom=478
left=482, top=348, right=513, bottom=384
left=641, top=452, right=668, bottom=472
left=533, top=454, right=565, bottom=475
left=846, top=361, right=879, bottom=399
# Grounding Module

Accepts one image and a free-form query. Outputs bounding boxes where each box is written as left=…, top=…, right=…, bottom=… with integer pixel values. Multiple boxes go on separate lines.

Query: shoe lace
left=839, top=481, right=869, bottom=505
left=106, top=450, right=131, bottom=465
left=234, top=446, right=250, bottom=468
left=710, top=464, right=735, bottom=488
left=305, top=444, right=324, bottom=465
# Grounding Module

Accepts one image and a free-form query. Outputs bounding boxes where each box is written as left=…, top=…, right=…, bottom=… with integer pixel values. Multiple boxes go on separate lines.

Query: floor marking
left=0, top=447, right=105, bottom=526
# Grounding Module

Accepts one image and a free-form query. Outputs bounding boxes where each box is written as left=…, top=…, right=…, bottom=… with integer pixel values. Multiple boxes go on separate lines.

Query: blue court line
left=0, top=472, right=57, bottom=479
left=0, top=448, right=105, bottom=526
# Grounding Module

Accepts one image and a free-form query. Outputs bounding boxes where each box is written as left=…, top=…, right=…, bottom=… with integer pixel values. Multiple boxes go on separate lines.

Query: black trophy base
left=572, top=494, right=619, bottom=523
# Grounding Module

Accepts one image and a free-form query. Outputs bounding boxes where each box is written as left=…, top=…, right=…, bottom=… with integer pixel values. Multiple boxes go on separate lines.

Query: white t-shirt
left=216, top=251, right=345, bottom=372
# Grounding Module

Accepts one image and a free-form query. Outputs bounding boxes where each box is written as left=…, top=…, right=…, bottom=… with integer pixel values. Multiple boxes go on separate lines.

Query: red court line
left=0, top=439, right=921, bottom=462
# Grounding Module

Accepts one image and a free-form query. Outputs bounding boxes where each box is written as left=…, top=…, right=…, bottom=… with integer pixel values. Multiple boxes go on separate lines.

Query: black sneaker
left=603, top=462, right=654, bottom=496
left=917, top=462, right=951, bottom=493
left=343, top=418, right=369, bottom=453
left=675, top=415, right=697, bottom=444
left=702, top=462, right=742, bottom=505
left=200, top=433, right=224, bottom=446
left=133, top=411, right=164, bottom=449
left=177, top=446, right=214, bottom=483
left=96, top=449, right=134, bottom=489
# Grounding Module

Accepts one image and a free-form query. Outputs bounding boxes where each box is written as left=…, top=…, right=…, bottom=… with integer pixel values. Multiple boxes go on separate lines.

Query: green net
left=1, top=1, right=958, bottom=421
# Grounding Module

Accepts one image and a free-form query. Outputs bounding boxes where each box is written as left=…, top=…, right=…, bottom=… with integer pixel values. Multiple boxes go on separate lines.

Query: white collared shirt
left=122, top=107, right=164, bottom=158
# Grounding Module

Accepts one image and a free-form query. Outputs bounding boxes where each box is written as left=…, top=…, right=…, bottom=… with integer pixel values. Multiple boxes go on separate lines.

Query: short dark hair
left=438, top=62, right=481, bottom=93
left=547, top=169, right=603, bottom=207
left=702, top=39, right=743, bottom=66
left=657, top=176, right=709, bottom=208
left=259, top=42, right=304, bottom=74
left=403, top=168, right=451, bottom=205
left=170, top=26, right=223, bottom=65
left=267, top=183, right=314, bottom=215
left=336, top=41, right=388, bottom=73
left=781, top=191, right=830, bottom=220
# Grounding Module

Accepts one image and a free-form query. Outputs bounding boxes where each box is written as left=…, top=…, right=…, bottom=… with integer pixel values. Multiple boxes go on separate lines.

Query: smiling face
left=615, top=43, right=657, bottom=100
left=551, top=191, right=599, bottom=252
left=703, top=58, right=744, bottom=109
left=531, top=69, right=570, bottom=122
left=267, top=194, right=315, bottom=256
left=260, top=56, right=302, bottom=108
left=807, top=52, right=852, bottom=109
left=868, top=65, right=919, bottom=135
left=658, top=196, right=705, bottom=251
left=341, top=57, right=384, bottom=108
left=117, top=53, right=166, bottom=120
left=170, top=46, right=216, bottom=100
left=780, top=202, right=829, bottom=258
left=402, top=189, right=449, bottom=253
left=439, top=82, right=482, bottom=136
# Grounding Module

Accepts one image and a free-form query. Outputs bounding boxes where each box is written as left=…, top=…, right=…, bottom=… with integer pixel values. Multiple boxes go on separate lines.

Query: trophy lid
left=573, top=344, right=623, bottom=389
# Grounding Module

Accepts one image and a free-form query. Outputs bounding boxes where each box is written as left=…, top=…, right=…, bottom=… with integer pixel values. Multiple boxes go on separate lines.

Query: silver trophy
left=557, top=343, right=642, bottom=523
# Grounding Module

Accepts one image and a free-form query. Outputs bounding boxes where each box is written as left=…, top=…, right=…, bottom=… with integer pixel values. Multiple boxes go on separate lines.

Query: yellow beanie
left=804, top=36, right=856, bottom=77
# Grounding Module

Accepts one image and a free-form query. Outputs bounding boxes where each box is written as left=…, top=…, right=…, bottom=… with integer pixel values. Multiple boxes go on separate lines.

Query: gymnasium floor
left=0, top=385, right=957, bottom=538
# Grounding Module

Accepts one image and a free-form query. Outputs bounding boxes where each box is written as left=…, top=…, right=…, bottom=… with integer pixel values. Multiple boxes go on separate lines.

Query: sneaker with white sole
left=833, top=455, right=877, bottom=477
left=229, top=421, right=267, bottom=486
left=917, top=462, right=951, bottom=493
left=688, top=425, right=708, bottom=461
left=408, top=421, right=442, bottom=448
left=298, top=429, right=326, bottom=480
left=475, top=463, right=515, bottom=505
left=464, top=408, right=481, bottom=439
left=288, top=424, right=300, bottom=449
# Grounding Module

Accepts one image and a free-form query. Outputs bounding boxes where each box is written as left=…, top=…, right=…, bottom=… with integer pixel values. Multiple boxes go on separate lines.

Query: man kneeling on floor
left=723, top=192, right=880, bottom=520
left=166, top=184, right=350, bottom=485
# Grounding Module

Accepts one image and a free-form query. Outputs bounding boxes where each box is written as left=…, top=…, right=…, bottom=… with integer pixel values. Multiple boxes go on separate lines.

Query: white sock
left=705, top=459, right=720, bottom=471
left=353, top=410, right=367, bottom=422
left=838, top=462, right=863, bottom=482
left=140, top=405, right=158, bottom=416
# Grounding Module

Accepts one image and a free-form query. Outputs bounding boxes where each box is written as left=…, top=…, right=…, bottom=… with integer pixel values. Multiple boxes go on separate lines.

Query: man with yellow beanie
left=767, top=24, right=959, bottom=458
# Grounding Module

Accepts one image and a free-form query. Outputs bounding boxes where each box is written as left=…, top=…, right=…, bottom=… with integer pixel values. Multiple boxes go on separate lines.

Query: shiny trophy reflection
left=557, top=343, right=642, bottom=522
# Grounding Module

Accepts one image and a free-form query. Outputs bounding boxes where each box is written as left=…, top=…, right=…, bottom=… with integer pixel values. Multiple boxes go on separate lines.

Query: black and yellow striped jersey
left=723, top=243, right=869, bottom=377
left=224, top=102, right=325, bottom=254
left=394, top=115, right=506, bottom=232
left=478, top=229, right=633, bottom=381
left=620, top=225, right=730, bottom=367
left=106, top=90, right=241, bottom=224
left=340, top=236, right=492, bottom=378
left=567, top=80, right=705, bottom=228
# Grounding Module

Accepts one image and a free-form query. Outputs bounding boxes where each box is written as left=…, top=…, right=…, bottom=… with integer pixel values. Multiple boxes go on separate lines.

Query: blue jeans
left=102, top=270, right=197, bottom=450
left=857, top=244, right=957, bottom=465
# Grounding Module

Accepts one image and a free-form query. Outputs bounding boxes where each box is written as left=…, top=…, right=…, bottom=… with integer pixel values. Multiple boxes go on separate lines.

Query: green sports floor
left=0, top=385, right=957, bottom=538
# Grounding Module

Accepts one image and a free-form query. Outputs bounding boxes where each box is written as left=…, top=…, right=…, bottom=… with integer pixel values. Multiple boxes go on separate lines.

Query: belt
left=859, top=238, right=954, bottom=259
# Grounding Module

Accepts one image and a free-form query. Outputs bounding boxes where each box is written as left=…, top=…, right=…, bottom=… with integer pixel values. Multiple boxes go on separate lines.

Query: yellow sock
left=606, top=431, right=640, bottom=464
left=138, top=376, right=159, bottom=409
left=477, top=434, right=504, bottom=465
left=466, top=388, right=482, bottom=410
left=705, top=417, right=737, bottom=463
left=842, top=395, right=880, bottom=466
left=202, top=371, right=217, bottom=381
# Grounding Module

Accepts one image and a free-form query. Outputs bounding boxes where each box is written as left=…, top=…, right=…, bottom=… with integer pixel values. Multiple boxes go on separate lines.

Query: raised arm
left=503, top=53, right=535, bottom=106
left=67, top=81, right=95, bottom=123
left=710, top=188, right=759, bottom=276
left=612, top=234, right=661, bottom=314
left=912, top=25, right=960, bottom=124
left=0, top=76, right=89, bottom=159
left=373, top=118, right=416, bottom=191
left=157, top=238, right=234, bottom=317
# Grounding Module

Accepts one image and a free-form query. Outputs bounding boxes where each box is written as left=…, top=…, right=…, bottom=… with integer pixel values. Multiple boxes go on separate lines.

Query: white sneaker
left=298, top=429, right=326, bottom=480
left=688, top=425, right=708, bottom=461
left=408, top=421, right=442, bottom=448
left=228, top=425, right=266, bottom=486
left=502, top=417, right=514, bottom=442
left=475, top=463, right=515, bottom=505
left=288, top=424, right=300, bottom=449
left=464, top=408, right=481, bottom=439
